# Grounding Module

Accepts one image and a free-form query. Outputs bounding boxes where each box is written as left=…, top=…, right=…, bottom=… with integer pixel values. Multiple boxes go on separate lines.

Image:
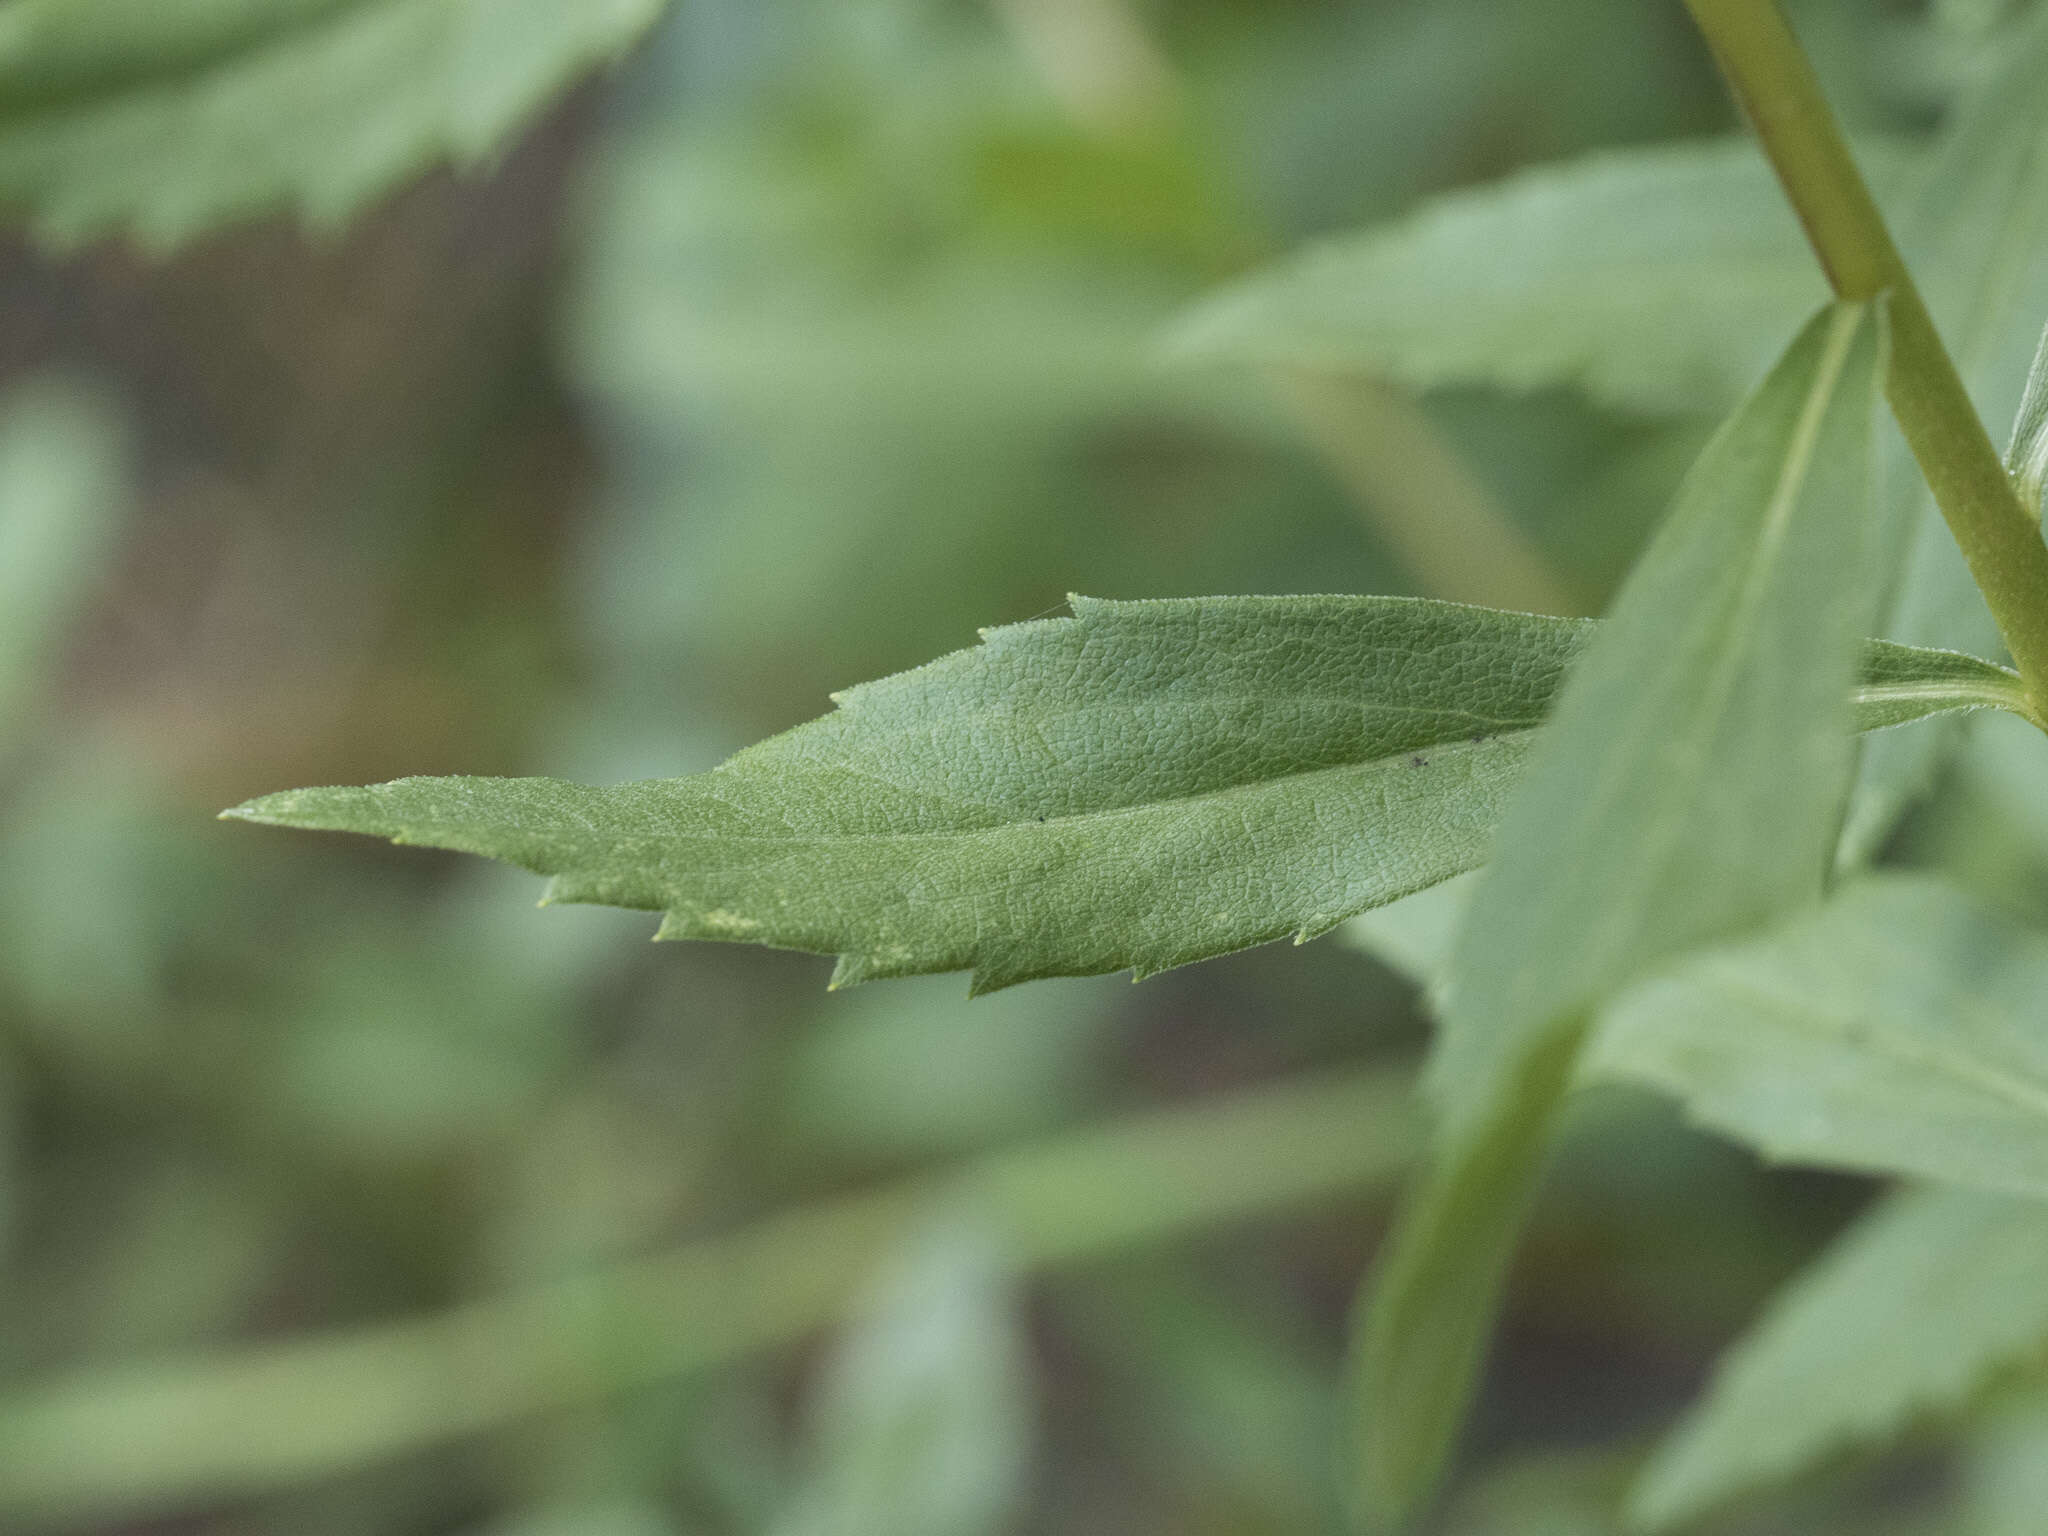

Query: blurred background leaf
left=0, top=0, right=667, bottom=249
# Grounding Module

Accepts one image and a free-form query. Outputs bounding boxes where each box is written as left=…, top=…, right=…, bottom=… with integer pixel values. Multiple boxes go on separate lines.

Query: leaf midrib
left=543, top=730, right=1535, bottom=860
left=1853, top=675, right=2026, bottom=715
left=400, top=665, right=2013, bottom=865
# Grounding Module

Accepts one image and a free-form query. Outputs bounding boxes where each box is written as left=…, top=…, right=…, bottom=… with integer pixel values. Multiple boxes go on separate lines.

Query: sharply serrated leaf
left=225, top=597, right=2016, bottom=997
left=1627, top=1185, right=2048, bottom=1531
left=1168, top=139, right=1889, bottom=415
left=227, top=596, right=1588, bottom=994
left=1347, top=302, right=1889, bottom=1531
left=0, top=0, right=666, bottom=249
left=1587, top=875, right=2048, bottom=1198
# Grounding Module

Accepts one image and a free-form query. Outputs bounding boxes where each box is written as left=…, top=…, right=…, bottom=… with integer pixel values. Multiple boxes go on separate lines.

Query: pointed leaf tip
left=217, top=597, right=1597, bottom=989
left=223, top=595, right=2014, bottom=996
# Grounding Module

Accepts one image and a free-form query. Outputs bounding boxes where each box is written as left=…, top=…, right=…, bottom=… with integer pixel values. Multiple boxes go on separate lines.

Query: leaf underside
left=226, top=593, right=2020, bottom=998
left=0, top=0, right=666, bottom=249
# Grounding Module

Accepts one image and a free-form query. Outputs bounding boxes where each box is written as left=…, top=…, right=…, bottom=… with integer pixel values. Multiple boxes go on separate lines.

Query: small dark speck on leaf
left=1411, top=755, right=1428, bottom=767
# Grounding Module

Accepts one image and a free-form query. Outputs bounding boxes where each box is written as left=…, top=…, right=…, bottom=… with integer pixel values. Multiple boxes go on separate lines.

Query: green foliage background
left=7, top=1, right=2048, bottom=1532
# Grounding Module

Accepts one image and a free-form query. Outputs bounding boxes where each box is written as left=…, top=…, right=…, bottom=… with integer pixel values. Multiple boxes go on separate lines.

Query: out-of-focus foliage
left=1631, top=1186, right=2048, bottom=1530
left=0, top=0, right=666, bottom=249
left=1590, top=876, right=2048, bottom=1197
left=1172, top=139, right=1838, bottom=414
left=12, top=2, right=2048, bottom=1536
left=768, top=1222, right=1032, bottom=1536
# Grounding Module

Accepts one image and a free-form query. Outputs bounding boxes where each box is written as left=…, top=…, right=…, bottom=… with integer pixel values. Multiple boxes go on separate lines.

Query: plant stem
left=1684, top=0, right=2048, bottom=713
left=0, top=1065, right=1420, bottom=1528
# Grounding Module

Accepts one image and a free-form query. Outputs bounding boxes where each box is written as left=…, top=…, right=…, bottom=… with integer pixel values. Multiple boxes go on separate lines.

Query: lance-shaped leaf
left=227, top=596, right=1584, bottom=995
left=1627, top=1186, right=2048, bottom=1531
left=1346, top=302, right=1889, bottom=1531
left=1587, top=875, right=2048, bottom=1198
left=225, top=597, right=2014, bottom=997
left=0, top=0, right=666, bottom=250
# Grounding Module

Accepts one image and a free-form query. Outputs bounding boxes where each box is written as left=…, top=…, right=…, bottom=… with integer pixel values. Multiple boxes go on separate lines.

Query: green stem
left=0, top=1066, right=1420, bottom=1529
left=1684, top=0, right=2048, bottom=713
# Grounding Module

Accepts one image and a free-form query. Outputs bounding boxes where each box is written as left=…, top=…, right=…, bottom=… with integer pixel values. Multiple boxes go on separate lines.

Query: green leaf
left=1851, top=637, right=2036, bottom=731
left=1168, top=139, right=1895, bottom=415
left=1347, top=301, right=1889, bottom=1531
left=0, top=0, right=667, bottom=249
left=224, top=597, right=2015, bottom=996
left=1169, top=7, right=2048, bottom=435
left=1587, top=874, right=2048, bottom=1199
left=1627, top=1185, right=2048, bottom=1531
left=227, top=595, right=1585, bottom=994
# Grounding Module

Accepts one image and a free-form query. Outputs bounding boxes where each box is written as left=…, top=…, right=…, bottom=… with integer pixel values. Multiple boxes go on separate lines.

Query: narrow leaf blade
left=1348, top=301, right=1889, bottom=1530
